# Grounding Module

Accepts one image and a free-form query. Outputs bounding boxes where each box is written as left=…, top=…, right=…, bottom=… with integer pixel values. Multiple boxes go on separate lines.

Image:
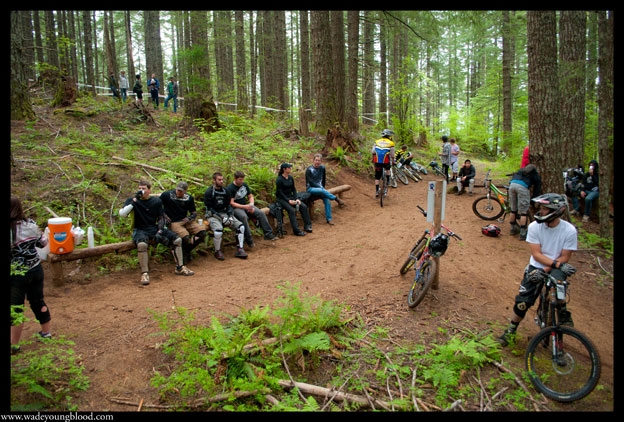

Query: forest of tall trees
left=10, top=10, right=614, bottom=234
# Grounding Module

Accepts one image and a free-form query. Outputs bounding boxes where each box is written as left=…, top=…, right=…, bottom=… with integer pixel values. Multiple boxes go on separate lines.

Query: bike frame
left=484, top=176, right=510, bottom=214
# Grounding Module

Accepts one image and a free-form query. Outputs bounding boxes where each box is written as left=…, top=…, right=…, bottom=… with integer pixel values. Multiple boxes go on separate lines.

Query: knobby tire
left=472, top=195, right=505, bottom=220
left=407, top=259, right=436, bottom=308
left=400, top=238, right=427, bottom=275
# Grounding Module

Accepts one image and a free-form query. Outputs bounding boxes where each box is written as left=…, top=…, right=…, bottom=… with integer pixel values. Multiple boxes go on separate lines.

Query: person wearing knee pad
left=497, top=193, right=577, bottom=346
left=508, top=164, right=542, bottom=240
left=160, top=181, right=207, bottom=264
left=119, top=181, right=194, bottom=285
left=226, top=170, right=277, bottom=245
left=203, top=172, right=248, bottom=260
left=10, top=196, right=53, bottom=353
left=456, top=159, right=475, bottom=195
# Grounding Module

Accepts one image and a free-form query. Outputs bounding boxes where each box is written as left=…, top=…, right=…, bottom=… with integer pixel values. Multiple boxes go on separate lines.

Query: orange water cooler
left=47, top=217, right=74, bottom=254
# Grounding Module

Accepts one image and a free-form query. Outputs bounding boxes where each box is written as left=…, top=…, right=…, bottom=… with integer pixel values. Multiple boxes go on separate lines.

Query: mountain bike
left=411, top=161, right=428, bottom=176
left=391, top=164, right=409, bottom=186
left=397, top=161, right=421, bottom=182
left=400, top=205, right=462, bottom=308
left=525, top=271, right=601, bottom=402
left=428, top=160, right=446, bottom=178
left=471, top=169, right=510, bottom=221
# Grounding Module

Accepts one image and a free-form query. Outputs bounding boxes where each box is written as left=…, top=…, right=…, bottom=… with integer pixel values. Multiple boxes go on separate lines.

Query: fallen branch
left=111, top=155, right=202, bottom=184
left=491, top=360, right=543, bottom=411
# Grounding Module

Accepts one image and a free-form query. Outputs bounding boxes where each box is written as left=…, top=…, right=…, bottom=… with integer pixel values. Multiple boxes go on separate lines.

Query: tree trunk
left=10, top=11, right=35, bottom=120
left=144, top=11, right=164, bottom=98
left=82, top=11, right=95, bottom=95
left=125, top=11, right=136, bottom=89
left=362, top=11, right=375, bottom=125
left=346, top=11, right=359, bottom=135
left=45, top=11, right=60, bottom=71
left=299, top=11, right=311, bottom=133
left=597, top=11, right=613, bottom=238
left=501, top=10, right=513, bottom=155
left=235, top=11, right=248, bottom=113
left=527, top=11, right=562, bottom=193
left=559, top=11, right=586, bottom=169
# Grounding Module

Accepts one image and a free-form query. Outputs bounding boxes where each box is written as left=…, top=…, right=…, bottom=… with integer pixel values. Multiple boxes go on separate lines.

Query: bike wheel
left=379, top=174, right=385, bottom=207
left=405, top=167, right=421, bottom=182
left=407, top=259, right=437, bottom=308
left=472, top=196, right=505, bottom=220
left=400, top=238, right=427, bottom=275
left=525, top=325, right=601, bottom=402
left=395, top=167, right=409, bottom=185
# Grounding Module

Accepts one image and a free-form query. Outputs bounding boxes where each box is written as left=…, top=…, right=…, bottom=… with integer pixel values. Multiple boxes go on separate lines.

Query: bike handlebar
left=416, top=205, right=462, bottom=240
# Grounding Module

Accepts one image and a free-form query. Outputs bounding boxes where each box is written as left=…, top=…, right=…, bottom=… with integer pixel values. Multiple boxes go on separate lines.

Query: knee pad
left=173, top=237, right=182, bottom=247
left=31, top=299, right=51, bottom=324
left=137, top=242, right=149, bottom=252
left=513, top=302, right=528, bottom=319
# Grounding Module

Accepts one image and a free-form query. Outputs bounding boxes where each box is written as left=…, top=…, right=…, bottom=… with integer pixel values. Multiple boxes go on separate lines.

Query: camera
left=136, top=189, right=145, bottom=199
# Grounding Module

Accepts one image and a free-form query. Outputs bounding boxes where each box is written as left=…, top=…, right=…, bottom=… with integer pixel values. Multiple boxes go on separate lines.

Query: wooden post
left=431, top=180, right=443, bottom=289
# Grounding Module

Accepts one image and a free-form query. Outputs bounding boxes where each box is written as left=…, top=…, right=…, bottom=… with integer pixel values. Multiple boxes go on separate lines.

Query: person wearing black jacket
left=456, top=159, right=476, bottom=195
left=275, top=163, right=312, bottom=236
left=119, top=181, right=194, bottom=285
left=508, top=164, right=542, bottom=240
left=571, top=160, right=599, bottom=222
left=160, top=181, right=207, bottom=264
left=203, top=172, right=247, bottom=260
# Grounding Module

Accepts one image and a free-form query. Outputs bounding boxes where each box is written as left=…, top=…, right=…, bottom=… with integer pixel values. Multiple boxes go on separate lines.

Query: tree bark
left=527, top=11, right=562, bottom=193
left=10, top=11, right=35, bottom=120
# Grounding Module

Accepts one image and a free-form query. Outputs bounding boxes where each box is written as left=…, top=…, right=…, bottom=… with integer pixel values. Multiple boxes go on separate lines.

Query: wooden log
left=48, top=240, right=137, bottom=263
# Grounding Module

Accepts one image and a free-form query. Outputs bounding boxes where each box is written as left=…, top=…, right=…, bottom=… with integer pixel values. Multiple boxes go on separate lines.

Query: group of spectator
left=108, top=71, right=178, bottom=112
left=116, top=154, right=345, bottom=286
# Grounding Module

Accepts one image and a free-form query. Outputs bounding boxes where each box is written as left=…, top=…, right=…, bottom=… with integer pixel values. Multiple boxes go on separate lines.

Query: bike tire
left=404, top=167, right=421, bottom=182
left=395, top=167, right=409, bottom=185
left=379, top=173, right=385, bottom=208
left=525, top=325, right=601, bottom=402
left=400, top=238, right=427, bottom=275
left=472, top=195, right=505, bottom=221
left=407, top=259, right=436, bottom=308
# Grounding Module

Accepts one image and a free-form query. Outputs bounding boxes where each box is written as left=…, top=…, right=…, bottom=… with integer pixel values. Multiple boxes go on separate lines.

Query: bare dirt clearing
left=26, top=162, right=613, bottom=411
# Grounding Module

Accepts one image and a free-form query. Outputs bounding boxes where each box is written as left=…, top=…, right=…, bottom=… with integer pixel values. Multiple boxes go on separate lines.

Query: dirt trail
left=33, top=163, right=613, bottom=411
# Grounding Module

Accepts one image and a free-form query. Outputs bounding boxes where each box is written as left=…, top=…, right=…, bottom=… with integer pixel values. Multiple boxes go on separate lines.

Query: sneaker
left=235, top=248, right=248, bottom=259
left=519, top=227, right=527, bottom=241
left=214, top=250, right=225, bottom=261
left=246, top=240, right=255, bottom=249
left=375, top=190, right=379, bottom=198
left=38, top=331, right=52, bottom=339
left=335, top=197, right=345, bottom=207
left=11, top=345, right=20, bottom=355
left=570, top=209, right=579, bottom=216
left=304, top=226, right=313, bottom=233
left=175, top=266, right=195, bottom=276
left=496, top=328, right=516, bottom=347
left=264, top=233, right=277, bottom=240
left=140, top=272, right=150, bottom=285
left=582, top=215, right=589, bottom=222
left=510, top=223, right=520, bottom=236
left=294, top=230, right=307, bottom=236
left=327, top=220, right=334, bottom=225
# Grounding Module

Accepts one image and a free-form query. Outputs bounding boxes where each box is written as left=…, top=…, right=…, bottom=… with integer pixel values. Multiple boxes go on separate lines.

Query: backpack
left=268, top=202, right=286, bottom=237
left=481, top=224, right=501, bottom=237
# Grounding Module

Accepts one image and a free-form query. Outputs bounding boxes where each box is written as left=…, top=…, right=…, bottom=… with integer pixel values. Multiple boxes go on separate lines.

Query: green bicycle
left=471, top=169, right=510, bottom=221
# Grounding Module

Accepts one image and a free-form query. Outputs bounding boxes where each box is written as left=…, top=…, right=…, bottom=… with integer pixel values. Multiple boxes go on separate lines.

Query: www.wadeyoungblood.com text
left=1, top=413, right=114, bottom=422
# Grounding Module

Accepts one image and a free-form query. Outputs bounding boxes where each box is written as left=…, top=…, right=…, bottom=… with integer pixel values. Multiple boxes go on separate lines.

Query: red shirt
left=521, top=146, right=530, bottom=168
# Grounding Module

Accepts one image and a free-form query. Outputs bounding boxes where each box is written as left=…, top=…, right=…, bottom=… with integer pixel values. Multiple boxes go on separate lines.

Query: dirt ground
left=25, top=163, right=614, bottom=411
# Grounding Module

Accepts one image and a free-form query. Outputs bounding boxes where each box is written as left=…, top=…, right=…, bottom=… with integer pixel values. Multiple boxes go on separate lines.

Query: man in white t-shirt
left=498, top=193, right=578, bottom=346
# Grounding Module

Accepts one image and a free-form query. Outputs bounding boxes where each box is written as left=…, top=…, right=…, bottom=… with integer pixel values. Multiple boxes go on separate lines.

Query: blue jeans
left=165, top=94, right=177, bottom=112
left=572, top=190, right=599, bottom=216
left=307, top=187, right=337, bottom=221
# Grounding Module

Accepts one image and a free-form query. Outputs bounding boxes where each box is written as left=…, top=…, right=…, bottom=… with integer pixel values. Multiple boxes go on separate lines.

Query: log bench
left=46, top=184, right=351, bottom=286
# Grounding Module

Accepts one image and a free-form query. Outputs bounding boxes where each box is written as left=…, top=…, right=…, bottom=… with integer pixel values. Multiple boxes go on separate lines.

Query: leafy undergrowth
left=145, top=282, right=577, bottom=412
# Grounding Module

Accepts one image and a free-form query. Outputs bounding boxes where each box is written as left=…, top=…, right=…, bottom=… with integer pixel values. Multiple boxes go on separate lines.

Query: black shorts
left=132, top=226, right=178, bottom=247
left=374, top=163, right=391, bottom=180
left=515, top=266, right=567, bottom=311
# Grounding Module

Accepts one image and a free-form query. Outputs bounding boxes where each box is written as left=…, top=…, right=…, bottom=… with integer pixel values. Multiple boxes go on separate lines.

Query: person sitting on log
left=305, top=153, right=345, bottom=225
left=160, top=181, right=207, bottom=264
left=119, top=180, right=194, bottom=285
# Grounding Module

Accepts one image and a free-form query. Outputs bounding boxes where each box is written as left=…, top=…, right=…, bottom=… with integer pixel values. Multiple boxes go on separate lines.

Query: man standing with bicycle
left=497, top=193, right=577, bottom=347
left=508, top=164, right=542, bottom=240
left=372, top=129, right=396, bottom=198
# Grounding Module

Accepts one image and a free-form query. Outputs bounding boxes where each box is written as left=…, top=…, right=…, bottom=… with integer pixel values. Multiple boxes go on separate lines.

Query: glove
left=527, top=268, right=546, bottom=284
left=559, top=262, right=576, bottom=277
left=221, top=214, right=233, bottom=225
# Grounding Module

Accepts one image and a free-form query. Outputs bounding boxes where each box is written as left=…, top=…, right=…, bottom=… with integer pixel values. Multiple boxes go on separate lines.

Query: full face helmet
left=428, top=233, right=449, bottom=257
left=531, top=193, right=568, bottom=224
left=381, top=129, right=395, bottom=140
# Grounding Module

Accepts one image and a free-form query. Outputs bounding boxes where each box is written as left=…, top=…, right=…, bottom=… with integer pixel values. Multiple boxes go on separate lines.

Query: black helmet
left=429, top=233, right=449, bottom=257
left=381, top=129, right=395, bottom=140
left=531, top=193, right=568, bottom=224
